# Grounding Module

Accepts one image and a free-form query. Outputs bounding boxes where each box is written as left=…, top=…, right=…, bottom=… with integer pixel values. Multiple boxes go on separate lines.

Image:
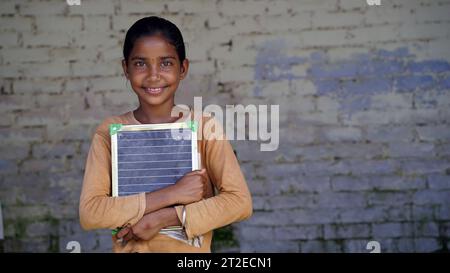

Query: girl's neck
left=133, top=100, right=181, bottom=124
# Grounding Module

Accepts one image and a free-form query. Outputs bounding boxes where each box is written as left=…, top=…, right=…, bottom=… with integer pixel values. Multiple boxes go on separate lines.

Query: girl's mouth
left=143, top=86, right=166, bottom=95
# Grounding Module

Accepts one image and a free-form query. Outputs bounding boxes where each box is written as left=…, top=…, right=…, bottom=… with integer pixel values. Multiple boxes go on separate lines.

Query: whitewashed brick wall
left=1, top=0, right=449, bottom=252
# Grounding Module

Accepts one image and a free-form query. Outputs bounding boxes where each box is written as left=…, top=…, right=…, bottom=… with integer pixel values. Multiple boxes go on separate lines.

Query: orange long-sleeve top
left=79, top=107, right=253, bottom=252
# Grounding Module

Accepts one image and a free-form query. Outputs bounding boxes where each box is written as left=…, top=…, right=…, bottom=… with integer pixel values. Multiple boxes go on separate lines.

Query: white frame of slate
left=111, top=122, right=199, bottom=198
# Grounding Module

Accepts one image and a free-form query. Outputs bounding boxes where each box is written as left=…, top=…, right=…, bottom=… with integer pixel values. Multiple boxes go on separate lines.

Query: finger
left=116, top=227, right=130, bottom=239
left=128, top=227, right=140, bottom=240
left=197, top=169, right=208, bottom=179
left=204, top=177, right=209, bottom=196
left=183, top=170, right=198, bottom=177
left=183, top=168, right=206, bottom=176
left=123, top=228, right=135, bottom=243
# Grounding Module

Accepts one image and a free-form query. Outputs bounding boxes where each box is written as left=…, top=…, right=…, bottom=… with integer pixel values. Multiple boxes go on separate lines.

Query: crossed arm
left=116, top=169, right=208, bottom=243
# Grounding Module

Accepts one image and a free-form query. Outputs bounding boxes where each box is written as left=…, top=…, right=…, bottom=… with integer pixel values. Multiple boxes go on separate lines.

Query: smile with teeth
left=143, top=86, right=166, bottom=94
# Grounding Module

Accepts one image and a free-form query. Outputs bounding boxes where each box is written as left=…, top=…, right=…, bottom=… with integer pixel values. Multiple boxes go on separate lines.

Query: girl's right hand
left=171, top=169, right=208, bottom=204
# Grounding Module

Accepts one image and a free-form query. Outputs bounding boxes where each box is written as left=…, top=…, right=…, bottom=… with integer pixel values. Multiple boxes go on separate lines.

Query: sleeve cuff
left=131, top=192, right=146, bottom=226
left=174, top=205, right=193, bottom=239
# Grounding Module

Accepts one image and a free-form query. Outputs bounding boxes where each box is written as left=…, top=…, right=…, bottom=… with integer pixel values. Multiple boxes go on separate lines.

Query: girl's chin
left=138, top=92, right=173, bottom=106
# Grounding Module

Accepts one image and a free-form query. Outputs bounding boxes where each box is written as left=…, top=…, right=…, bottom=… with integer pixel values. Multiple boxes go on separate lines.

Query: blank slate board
left=110, top=122, right=199, bottom=197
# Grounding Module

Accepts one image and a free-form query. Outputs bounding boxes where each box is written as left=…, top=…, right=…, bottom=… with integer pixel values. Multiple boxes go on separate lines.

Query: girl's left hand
left=129, top=213, right=162, bottom=241
left=116, top=213, right=162, bottom=245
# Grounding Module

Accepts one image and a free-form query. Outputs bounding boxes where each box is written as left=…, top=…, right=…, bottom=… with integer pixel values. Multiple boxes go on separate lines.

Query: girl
left=79, top=16, right=252, bottom=253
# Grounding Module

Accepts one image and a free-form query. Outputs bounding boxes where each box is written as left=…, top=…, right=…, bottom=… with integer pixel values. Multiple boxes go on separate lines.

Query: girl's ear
left=180, top=58, right=189, bottom=80
left=122, top=59, right=129, bottom=79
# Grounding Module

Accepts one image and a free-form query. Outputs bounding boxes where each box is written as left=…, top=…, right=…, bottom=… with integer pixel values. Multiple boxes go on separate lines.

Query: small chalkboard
left=110, top=122, right=199, bottom=197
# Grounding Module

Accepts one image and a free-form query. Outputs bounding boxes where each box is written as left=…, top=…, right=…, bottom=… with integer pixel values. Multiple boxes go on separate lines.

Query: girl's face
left=122, top=35, right=188, bottom=108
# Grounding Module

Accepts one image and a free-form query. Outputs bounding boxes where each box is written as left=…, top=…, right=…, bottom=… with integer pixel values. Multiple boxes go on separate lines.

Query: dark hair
left=123, top=16, right=186, bottom=63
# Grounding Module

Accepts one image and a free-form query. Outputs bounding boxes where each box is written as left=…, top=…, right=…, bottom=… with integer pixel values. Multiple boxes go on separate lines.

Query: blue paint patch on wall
left=395, top=75, right=434, bottom=92
left=254, top=40, right=307, bottom=82
left=253, top=40, right=307, bottom=96
left=408, top=60, right=450, bottom=73
left=440, top=76, right=450, bottom=90
left=253, top=41, right=450, bottom=116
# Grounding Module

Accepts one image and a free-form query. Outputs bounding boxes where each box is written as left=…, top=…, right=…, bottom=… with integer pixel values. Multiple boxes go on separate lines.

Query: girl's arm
left=116, top=207, right=180, bottom=243
left=79, top=133, right=146, bottom=230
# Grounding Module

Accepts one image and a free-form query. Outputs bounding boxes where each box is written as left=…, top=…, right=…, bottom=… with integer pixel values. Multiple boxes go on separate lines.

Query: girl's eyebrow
left=130, top=56, right=176, bottom=60
left=130, top=56, right=146, bottom=61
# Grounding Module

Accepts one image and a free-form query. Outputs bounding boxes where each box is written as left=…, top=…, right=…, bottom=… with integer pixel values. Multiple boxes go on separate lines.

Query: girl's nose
left=148, top=65, right=160, bottom=81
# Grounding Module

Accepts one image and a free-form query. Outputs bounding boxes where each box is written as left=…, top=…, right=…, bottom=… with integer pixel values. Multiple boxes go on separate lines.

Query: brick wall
left=0, top=0, right=449, bottom=252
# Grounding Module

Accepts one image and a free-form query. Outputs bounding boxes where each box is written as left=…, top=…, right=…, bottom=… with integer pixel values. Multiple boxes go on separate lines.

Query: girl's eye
left=134, top=61, right=146, bottom=67
left=161, top=60, right=173, bottom=67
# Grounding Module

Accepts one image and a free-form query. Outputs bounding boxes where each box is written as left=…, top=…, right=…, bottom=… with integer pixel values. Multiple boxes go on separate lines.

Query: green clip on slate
left=109, top=124, right=123, bottom=135
left=186, top=120, right=198, bottom=132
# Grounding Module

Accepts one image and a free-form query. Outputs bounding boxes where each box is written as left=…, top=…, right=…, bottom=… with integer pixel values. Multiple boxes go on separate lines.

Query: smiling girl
left=79, top=16, right=252, bottom=253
